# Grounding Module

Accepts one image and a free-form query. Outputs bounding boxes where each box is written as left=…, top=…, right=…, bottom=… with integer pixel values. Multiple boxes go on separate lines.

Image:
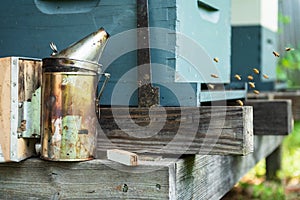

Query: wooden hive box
left=0, top=0, right=237, bottom=107
left=231, top=0, right=278, bottom=91
left=0, top=57, right=41, bottom=162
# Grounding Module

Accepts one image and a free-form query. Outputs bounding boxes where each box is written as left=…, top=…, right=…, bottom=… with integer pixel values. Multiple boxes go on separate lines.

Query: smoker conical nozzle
left=52, top=27, right=109, bottom=63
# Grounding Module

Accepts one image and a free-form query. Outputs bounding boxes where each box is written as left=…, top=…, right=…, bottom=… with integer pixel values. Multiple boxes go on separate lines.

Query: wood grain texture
left=274, top=92, right=300, bottom=121
left=0, top=136, right=283, bottom=199
left=174, top=135, right=284, bottom=200
left=246, top=99, right=293, bottom=135
left=0, top=57, right=12, bottom=161
left=97, top=106, right=253, bottom=155
left=0, top=158, right=171, bottom=199
left=0, top=57, right=41, bottom=162
left=266, top=146, right=281, bottom=181
left=18, top=59, right=42, bottom=102
left=248, top=91, right=300, bottom=121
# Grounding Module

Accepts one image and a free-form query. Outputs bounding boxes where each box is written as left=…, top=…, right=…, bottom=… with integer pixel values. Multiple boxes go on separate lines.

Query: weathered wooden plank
left=245, top=99, right=293, bottom=135
left=175, top=135, right=284, bottom=200
left=0, top=135, right=283, bottom=200
left=0, top=57, right=41, bottom=162
left=266, top=145, right=281, bottom=181
left=274, top=92, right=300, bottom=121
left=0, top=57, right=12, bottom=161
left=97, top=106, right=253, bottom=155
left=0, top=158, right=171, bottom=199
left=18, top=58, right=42, bottom=102
left=248, top=91, right=300, bottom=121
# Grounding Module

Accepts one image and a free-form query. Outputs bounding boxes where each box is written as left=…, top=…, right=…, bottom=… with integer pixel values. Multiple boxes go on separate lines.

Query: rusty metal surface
left=0, top=57, right=42, bottom=163
left=52, top=27, right=109, bottom=64
left=41, top=27, right=110, bottom=161
left=18, top=89, right=41, bottom=138
left=41, top=68, right=98, bottom=161
left=43, top=57, right=100, bottom=73
left=137, top=0, right=159, bottom=107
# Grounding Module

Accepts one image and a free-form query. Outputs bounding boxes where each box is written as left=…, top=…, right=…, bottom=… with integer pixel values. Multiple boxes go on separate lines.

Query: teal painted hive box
left=231, top=0, right=278, bottom=91
left=0, top=0, right=231, bottom=106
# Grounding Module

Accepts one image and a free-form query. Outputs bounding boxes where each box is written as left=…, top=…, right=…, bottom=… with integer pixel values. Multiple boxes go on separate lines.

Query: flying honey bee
left=253, top=90, right=260, bottom=95
left=211, top=74, right=219, bottom=78
left=253, top=68, right=260, bottom=74
left=213, top=57, right=219, bottom=63
left=273, top=51, right=280, bottom=57
left=285, top=47, right=293, bottom=51
left=236, top=100, right=244, bottom=106
left=207, top=84, right=215, bottom=90
left=263, top=74, right=269, bottom=79
left=234, top=74, right=242, bottom=81
left=248, top=82, right=255, bottom=88
left=247, top=75, right=254, bottom=80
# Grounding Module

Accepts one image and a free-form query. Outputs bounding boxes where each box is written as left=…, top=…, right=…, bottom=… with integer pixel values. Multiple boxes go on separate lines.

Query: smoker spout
left=52, top=27, right=110, bottom=64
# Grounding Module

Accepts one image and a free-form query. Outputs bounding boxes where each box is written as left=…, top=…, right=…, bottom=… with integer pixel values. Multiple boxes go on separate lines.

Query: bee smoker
left=40, top=28, right=110, bottom=161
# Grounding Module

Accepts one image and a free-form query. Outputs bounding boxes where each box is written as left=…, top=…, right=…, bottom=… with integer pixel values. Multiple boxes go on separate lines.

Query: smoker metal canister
left=40, top=28, right=109, bottom=161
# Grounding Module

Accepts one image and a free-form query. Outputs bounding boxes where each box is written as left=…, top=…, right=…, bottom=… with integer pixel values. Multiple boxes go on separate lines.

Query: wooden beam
left=0, top=136, right=283, bottom=199
left=266, top=145, right=282, bottom=181
left=174, top=136, right=284, bottom=199
left=248, top=91, right=300, bottom=121
left=274, top=91, right=300, bottom=121
left=97, top=106, right=253, bottom=155
left=136, top=0, right=159, bottom=107
left=245, top=99, right=293, bottom=135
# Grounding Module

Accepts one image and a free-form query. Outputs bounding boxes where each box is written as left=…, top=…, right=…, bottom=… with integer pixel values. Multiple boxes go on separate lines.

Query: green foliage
left=278, top=13, right=291, bottom=25
left=276, top=11, right=300, bottom=87
left=281, top=121, right=300, bottom=178
left=278, top=48, right=300, bottom=70
left=283, top=121, right=300, bottom=151
left=233, top=122, right=300, bottom=199
left=236, top=181, right=285, bottom=200
left=276, top=48, right=300, bottom=86
left=276, top=64, right=287, bottom=81
left=252, top=182, right=285, bottom=200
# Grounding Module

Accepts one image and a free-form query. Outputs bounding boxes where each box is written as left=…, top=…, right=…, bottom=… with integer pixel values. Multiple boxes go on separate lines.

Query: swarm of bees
left=209, top=47, right=293, bottom=106
left=232, top=66, right=266, bottom=99
left=230, top=47, right=293, bottom=105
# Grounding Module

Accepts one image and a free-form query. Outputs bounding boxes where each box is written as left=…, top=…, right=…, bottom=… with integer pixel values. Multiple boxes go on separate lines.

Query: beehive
left=231, top=0, right=278, bottom=91
left=0, top=0, right=232, bottom=106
